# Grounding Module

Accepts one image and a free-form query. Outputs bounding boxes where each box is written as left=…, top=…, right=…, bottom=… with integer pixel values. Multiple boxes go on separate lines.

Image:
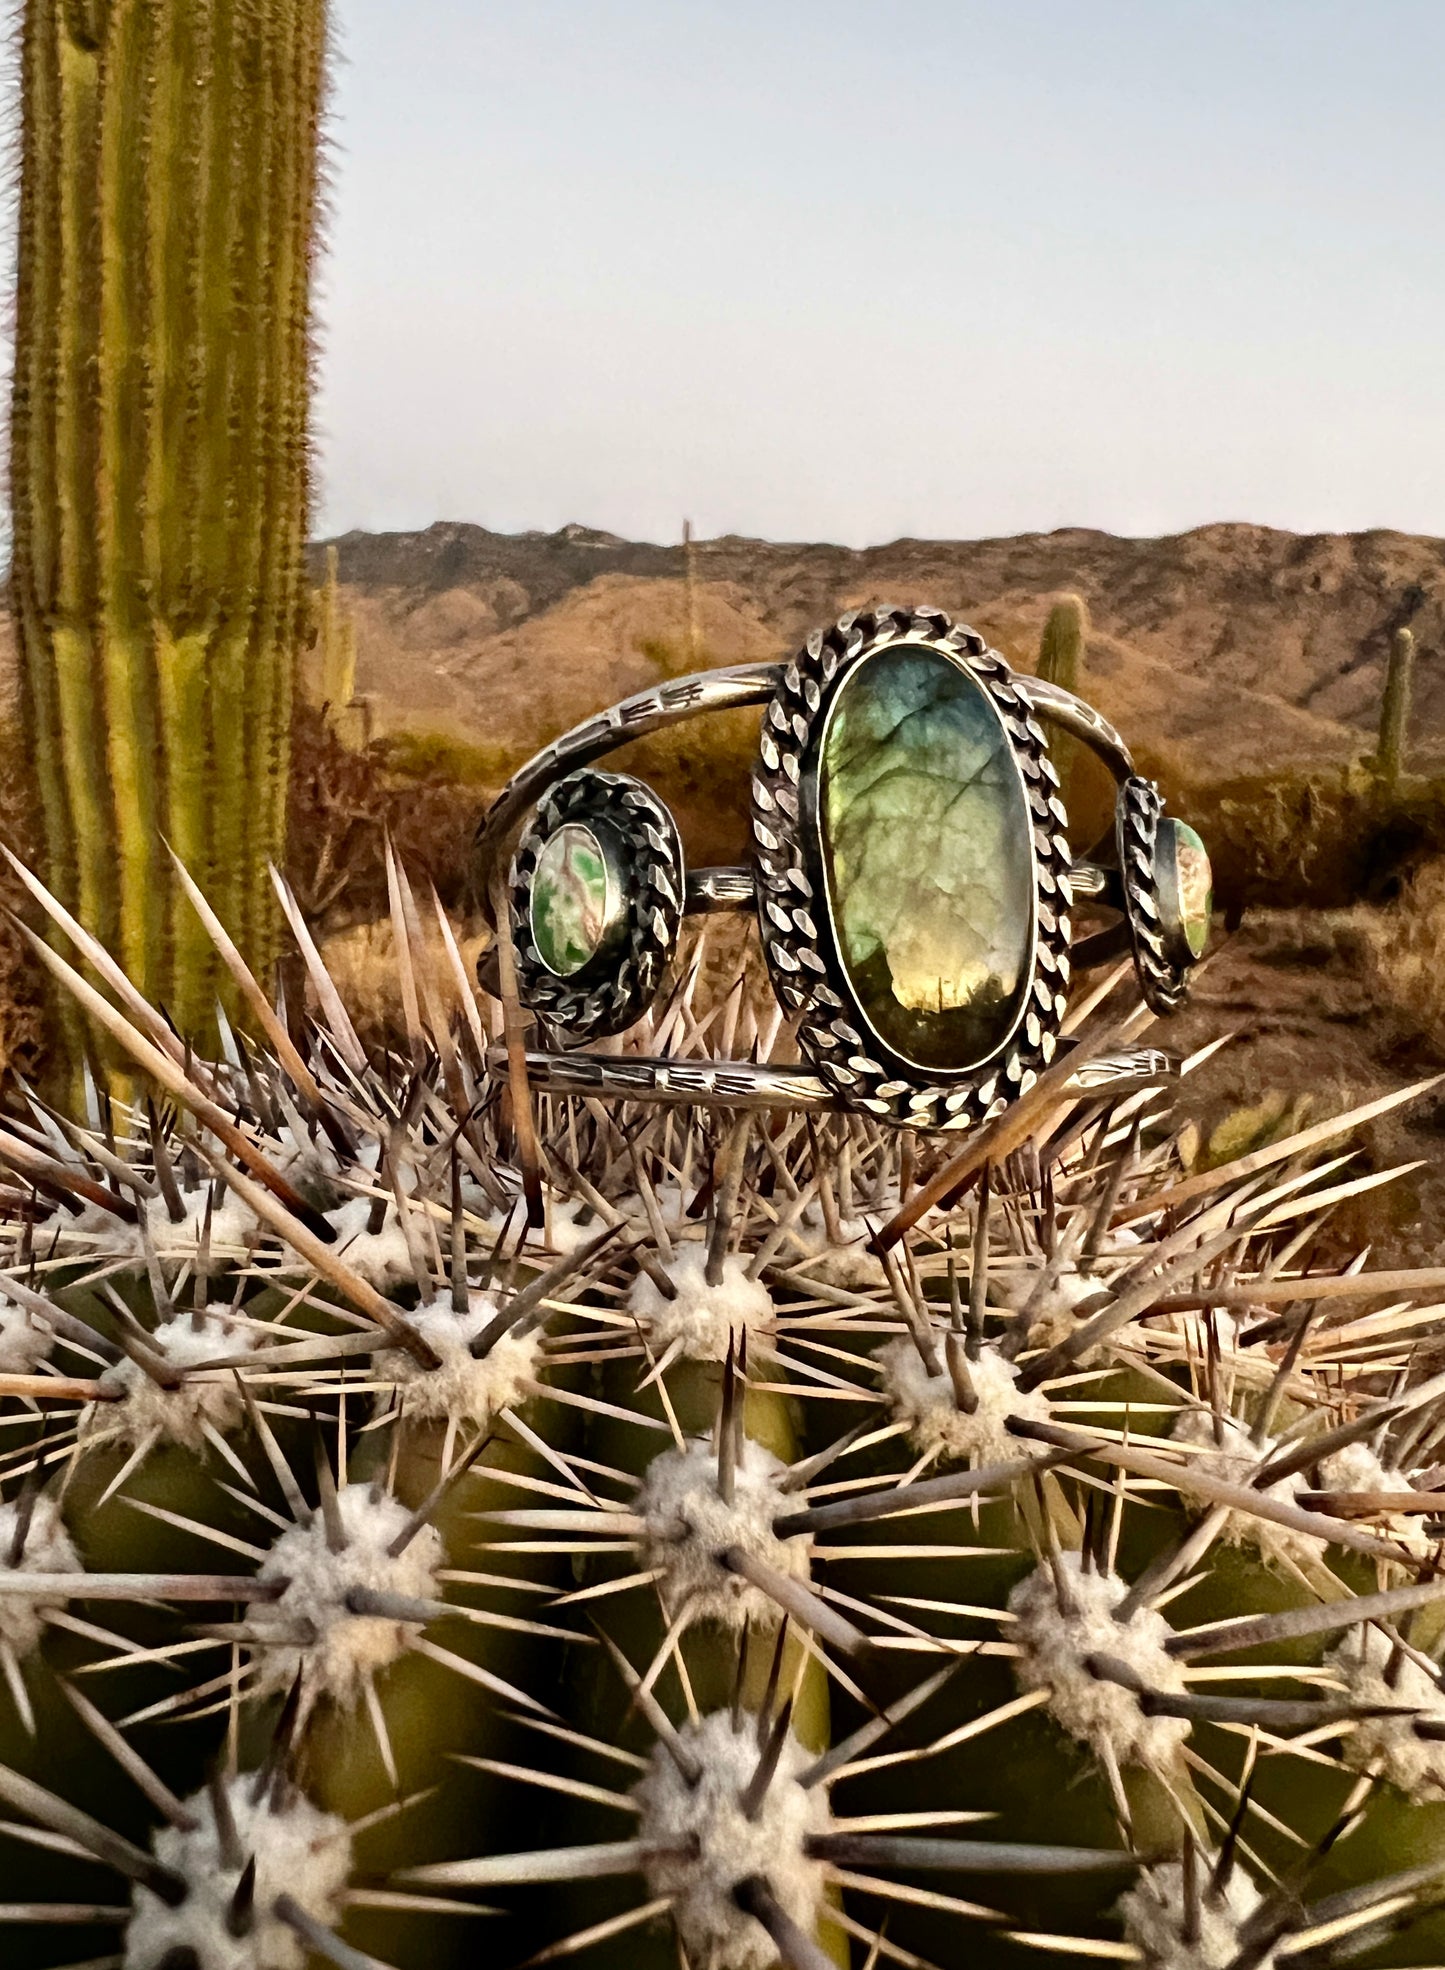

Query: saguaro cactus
left=1376, top=624, right=1416, bottom=789
left=1037, top=592, right=1089, bottom=695
left=315, top=545, right=360, bottom=729
left=1037, top=592, right=1089, bottom=803
left=9, top=0, right=328, bottom=1042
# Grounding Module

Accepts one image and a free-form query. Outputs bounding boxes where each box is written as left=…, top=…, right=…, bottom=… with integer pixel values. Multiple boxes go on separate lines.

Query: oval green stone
left=531, top=823, right=612, bottom=977
left=818, top=643, right=1037, bottom=1073
left=1166, top=819, right=1212, bottom=959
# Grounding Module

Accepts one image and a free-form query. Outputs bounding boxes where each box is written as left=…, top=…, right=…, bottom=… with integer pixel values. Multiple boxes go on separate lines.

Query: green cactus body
left=10, top=0, right=326, bottom=1044
left=1037, top=593, right=1089, bottom=808
left=1377, top=624, right=1417, bottom=788
left=1038, top=593, right=1088, bottom=697
left=315, top=544, right=360, bottom=729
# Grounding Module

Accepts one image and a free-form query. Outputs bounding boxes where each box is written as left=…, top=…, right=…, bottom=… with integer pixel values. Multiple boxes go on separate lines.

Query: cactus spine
left=1376, top=624, right=1416, bottom=788
left=9, top=0, right=328, bottom=1041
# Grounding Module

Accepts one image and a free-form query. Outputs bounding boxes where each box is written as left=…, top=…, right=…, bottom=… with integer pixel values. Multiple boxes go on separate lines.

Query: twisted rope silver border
left=510, top=770, right=685, bottom=1043
left=1116, top=776, right=1191, bottom=1016
left=750, top=605, right=1075, bottom=1133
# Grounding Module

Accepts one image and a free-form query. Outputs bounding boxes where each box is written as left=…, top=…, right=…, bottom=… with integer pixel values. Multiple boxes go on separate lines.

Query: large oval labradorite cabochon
left=531, top=823, right=612, bottom=977
left=817, top=643, right=1037, bottom=1073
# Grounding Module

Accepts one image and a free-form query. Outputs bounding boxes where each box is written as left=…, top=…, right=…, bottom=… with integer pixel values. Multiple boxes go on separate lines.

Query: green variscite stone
left=1165, top=818, right=1212, bottom=959
left=818, top=642, right=1036, bottom=1072
left=531, top=823, right=611, bottom=976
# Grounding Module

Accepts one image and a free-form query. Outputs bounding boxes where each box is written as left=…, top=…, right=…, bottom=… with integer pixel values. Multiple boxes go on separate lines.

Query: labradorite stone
left=531, top=823, right=611, bottom=976
left=1165, top=819, right=1212, bottom=959
left=818, top=643, right=1036, bottom=1072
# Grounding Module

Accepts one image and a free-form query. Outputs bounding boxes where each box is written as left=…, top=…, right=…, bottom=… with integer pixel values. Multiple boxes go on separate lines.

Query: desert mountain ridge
left=307, top=518, right=1445, bottom=782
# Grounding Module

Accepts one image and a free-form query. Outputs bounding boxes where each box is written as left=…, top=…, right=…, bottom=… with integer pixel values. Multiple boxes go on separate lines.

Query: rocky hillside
left=308, top=520, right=1445, bottom=782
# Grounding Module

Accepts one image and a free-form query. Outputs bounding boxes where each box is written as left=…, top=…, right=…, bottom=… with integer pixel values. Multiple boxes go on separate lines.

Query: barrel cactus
left=1, top=844, right=1445, bottom=1970
left=9, top=0, right=328, bottom=1043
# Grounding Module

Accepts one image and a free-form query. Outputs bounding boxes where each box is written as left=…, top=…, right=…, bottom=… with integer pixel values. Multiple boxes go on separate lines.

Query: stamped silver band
left=475, top=664, right=786, bottom=914
left=475, top=659, right=1136, bottom=921
left=487, top=1044, right=1179, bottom=1114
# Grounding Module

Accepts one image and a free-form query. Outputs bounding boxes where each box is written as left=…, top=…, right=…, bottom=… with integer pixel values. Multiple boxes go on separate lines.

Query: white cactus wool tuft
left=637, top=1436, right=809, bottom=1626
left=629, top=1243, right=776, bottom=1362
left=1009, top=1554, right=1191, bottom=1770
left=634, top=1710, right=831, bottom=1970
left=126, top=1775, right=351, bottom=1970
left=384, top=1291, right=540, bottom=1426
left=253, top=1484, right=441, bottom=1710
left=879, top=1334, right=1051, bottom=1466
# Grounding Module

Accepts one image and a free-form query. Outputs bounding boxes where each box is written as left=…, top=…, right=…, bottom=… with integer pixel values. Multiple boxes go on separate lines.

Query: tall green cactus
left=1376, top=624, right=1416, bottom=789
left=315, top=544, right=360, bottom=730
left=1037, top=592, right=1089, bottom=805
left=9, top=0, right=328, bottom=1043
left=1037, top=592, right=1089, bottom=695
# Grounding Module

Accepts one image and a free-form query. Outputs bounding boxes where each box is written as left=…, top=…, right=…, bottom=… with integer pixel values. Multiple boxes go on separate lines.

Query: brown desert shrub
left=286, top=705, right=493, bottom=927
left=1360, top=854, right=1445, bottom=1054
left=1140, top=752, right=1445, bottom=917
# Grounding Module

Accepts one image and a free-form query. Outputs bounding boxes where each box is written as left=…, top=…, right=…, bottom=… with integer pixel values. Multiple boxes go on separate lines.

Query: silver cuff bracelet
left=474, top=603, right=1212, bottom=1131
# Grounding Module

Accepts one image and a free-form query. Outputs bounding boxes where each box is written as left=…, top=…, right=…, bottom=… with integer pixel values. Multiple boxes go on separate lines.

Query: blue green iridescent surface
left=818, top=643, right=1036, bottom=1073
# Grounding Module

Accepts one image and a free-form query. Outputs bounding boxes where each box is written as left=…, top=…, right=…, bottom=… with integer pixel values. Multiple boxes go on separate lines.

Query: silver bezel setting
left=510, top=769, right=685, bottom=1043
left=1116, top=776, right=1197, bottom=1015
left=751, top=605, right=1075, bottom=1132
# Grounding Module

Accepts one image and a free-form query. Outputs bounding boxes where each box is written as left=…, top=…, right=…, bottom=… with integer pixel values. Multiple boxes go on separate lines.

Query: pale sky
left=316, top=0, right=1445, bottom=547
